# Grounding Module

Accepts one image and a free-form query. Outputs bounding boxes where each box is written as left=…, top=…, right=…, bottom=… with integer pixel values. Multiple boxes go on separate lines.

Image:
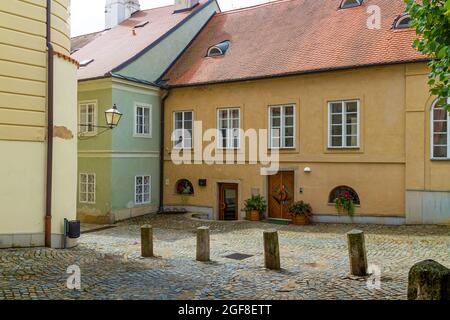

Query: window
left=431, top=98, right=450, bottom=159
left=207, top=40, right=231, bottom=57
left=340, top=0, right=362, bottom=9
left=269, top=105, right=295, bottom=149
left=173, top=111, right=193, bottom=149
left=329, top=186, right=360, bottom=205
left=217, top=108, right=240, bottom=149
left=80, top=59, right=94, bottom=67
left=328, top=100, right=360, bottom=148
left=79, top=173, right=95, bottom=204
left=394, top=14, right=412, bottom=29
left=79, top=101, right=97, bottom=134
left=135, top=175, right=151, bottom=205
left=135, top=103, right=152, bottom=137
left=134, top=21, right=149, bottom=28
left=176, top=179, right=194, bottom=195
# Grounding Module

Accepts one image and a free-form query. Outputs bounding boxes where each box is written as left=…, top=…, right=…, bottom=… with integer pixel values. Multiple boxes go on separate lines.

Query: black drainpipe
left=45, top=0, right=54, bottom=248
left=159, top=88, right=170, bottom=213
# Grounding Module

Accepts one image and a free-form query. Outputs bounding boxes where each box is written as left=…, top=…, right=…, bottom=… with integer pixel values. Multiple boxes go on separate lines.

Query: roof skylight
left=134, top=21, right=149, bottom=29
left=80, top=59, right=94, bottom=67
left=207, top=40, right=231, bottom=57
left=340, top=0, right=363, bottom=9
left=394, top=14, right=412, bottom=29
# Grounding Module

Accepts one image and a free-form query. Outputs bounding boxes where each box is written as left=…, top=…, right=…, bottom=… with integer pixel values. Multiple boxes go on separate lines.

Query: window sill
left=327, top=203, right=361, bottom=207
left=430, top=158, right=450, bottom=161
left=133, top=134, right=152, bottom=139
left=135, top=202, right=151, bottom=206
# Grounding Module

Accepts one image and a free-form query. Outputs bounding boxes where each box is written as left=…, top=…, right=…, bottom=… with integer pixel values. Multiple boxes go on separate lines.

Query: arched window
left=176, top=179, right=194, bottom=195
left=394, top=14, right=412, bottom=29
left=340, top=0, right=362, bottom=9
left=431, top=98, right=450, bottom=159
left=207, top=40, right=231, bottom=57
left=329, top=186, right=360, bottom=205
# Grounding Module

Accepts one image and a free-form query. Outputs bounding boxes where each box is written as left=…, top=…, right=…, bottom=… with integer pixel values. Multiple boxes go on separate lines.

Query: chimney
left=105, top=0, right=140, bottom=29
left=174, top=0, right=199, bottom=13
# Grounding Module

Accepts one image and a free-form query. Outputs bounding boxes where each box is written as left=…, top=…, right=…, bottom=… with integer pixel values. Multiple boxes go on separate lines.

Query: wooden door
left=268, top=171, right=295, bottom=219
left=219, top=183, right=238, bottom=221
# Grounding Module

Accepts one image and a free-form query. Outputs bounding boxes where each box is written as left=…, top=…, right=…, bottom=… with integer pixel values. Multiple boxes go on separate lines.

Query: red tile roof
left=73, top=1, right=210, bottom=80
left=163, top=0, right=426, bottom=87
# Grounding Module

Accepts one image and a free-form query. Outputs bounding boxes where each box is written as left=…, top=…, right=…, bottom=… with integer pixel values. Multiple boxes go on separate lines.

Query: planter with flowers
left=288, top=201, right=312, bottom=225
left=243, top=195, right=267, bottom=221
left=334, top=191, right=355, bottom=216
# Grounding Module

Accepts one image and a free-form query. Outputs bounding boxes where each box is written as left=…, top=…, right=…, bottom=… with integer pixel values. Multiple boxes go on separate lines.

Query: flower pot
left=291, top=214, right=310, bottom=225
left=246, top=210, right=260, bottom=221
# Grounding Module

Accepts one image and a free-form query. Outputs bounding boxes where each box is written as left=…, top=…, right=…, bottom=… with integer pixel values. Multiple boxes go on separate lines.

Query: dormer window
left=134, top=21, right=149, bottom=29
left=80, top=59, right=94, bottom=67
left=394, top=14, right=412, bottom=29
left=207, top=40, right=230, bottom=57
left=340, top=0, right=363, bottom=9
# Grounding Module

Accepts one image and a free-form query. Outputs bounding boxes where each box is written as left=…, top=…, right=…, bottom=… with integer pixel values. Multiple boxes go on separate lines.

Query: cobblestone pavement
left=0, top=214, right=449, bottom=300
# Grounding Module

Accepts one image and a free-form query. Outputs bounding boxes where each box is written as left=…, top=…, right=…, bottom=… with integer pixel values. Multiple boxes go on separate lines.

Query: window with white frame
left=218, top=108, right=240, bottom=149
left=79, top=102, right=97, bottom=134
left=173, top=111, right=193, bottom=149
left=269, top=105, right=295, bottom=149
left=135, top=104, right=152, bottom=136
left=328, top=100, right=360, bottom=148
left=135, top=175, right=151, bottom=204
left=79, top=173, right=95, bottom=203
left=431, top=98, right=450, bottom=159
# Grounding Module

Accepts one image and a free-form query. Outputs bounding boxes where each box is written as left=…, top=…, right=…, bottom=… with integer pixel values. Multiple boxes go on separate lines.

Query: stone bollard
left=263, top=229, right=280, bottom=270
left=196, top=226, right=210, bottom=262
left=346, top=229, right=368, bottom=276
left=407, top=259, right=450, bottom=300
left=141, top=225, right=153, bottom=257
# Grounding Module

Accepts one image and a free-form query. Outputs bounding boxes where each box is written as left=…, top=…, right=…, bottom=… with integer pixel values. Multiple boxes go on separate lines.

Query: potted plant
left=288, top=201, right=312, bottom=225
left=243, top=195, right=267, bottom=221
left=334, top=191, right=355, bottom=216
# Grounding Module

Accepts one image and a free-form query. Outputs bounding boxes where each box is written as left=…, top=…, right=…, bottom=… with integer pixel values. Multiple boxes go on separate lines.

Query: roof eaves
left=110, top=0, right=217, bottom=74
left=167, top=59, right=431, bottom=88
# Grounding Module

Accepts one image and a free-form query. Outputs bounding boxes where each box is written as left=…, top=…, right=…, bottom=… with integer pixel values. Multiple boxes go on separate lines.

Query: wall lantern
left=304, top=167, right=312, bottom=173
left=105, top=104, right=123, bottom=129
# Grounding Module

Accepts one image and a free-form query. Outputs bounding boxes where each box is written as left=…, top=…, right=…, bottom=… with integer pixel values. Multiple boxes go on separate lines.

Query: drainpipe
left=159, top=89, right=170, bottom=213
left=45, top=0, right=54, bottom=248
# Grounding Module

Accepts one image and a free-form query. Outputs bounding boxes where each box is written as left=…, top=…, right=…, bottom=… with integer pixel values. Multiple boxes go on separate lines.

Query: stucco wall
left=163, top=63, right=437, bottom=220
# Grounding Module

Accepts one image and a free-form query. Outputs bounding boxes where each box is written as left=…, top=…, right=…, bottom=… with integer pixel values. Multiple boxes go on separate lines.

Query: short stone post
left=264, top=229, right=280, bottom=270
left=346, top=229, right=368, bottom=276
left=141, top=225, right=153, bottom=257
left=407, top=259, right=450, bottom=300
left=196, top=226, right=210, bottom=262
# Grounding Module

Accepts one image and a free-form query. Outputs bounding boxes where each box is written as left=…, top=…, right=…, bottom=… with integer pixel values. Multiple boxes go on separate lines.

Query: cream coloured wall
left=164, top=63, right=443, bottom=221
left=0, top=0, right=78, bottom=246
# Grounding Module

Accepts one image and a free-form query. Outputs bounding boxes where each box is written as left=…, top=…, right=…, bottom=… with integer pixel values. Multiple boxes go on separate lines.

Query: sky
left=71, top=0, right=274, bottom=37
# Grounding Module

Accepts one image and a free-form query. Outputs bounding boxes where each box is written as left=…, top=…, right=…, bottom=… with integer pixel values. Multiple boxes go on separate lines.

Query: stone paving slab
left=0, top=214, right=448, bottom=300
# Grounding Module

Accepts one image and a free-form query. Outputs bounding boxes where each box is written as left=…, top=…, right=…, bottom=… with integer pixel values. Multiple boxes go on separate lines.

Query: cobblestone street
left=0, top=214, right=449, bottom=300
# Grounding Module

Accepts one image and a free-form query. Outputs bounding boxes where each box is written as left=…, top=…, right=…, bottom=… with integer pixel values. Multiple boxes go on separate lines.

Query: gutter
left=159, top=88, right=170, bottom=213
left=45, top=0, right=54, bottom=248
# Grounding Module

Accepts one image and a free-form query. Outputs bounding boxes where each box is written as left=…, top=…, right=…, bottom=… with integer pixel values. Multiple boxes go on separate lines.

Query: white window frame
left=217, top=108, right=241, bottom=150
left=328, top=100, right=360, bottom=149
left=135, top=175, right=151, bottom=205
left=79, top=173, right=96, bottom=204
left=134, top=103, right=152, bottom=138
left=173, top=110, right=194, bottom=150
left=268, top=104, right=296, bottom=149
left=79, top=100, right=97, bottom=135
left=430, top=98, right=450, bottom=160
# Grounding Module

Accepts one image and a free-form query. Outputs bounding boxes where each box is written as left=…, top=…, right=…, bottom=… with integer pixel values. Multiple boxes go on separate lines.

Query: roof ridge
left=217, top=0, right=296, bottom=16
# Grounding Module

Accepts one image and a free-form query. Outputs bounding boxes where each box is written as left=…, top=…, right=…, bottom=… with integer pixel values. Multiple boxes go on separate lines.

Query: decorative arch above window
left=328, top=186, right=360, bottom=205
left=176, top=179, right=194, bottom=195
left=393, top=14, right=412, bottom=29
left=207, top=40, right=231, bottom=57
left=340, top=0, right=363, bottom=9
left=431, top=98, right=450, bottom=159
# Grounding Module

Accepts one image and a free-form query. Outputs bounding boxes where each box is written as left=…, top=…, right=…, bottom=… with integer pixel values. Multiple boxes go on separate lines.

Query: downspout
left=45, top=0, right=54, bottom=248
left=159, top=88, right=170, bottom=213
